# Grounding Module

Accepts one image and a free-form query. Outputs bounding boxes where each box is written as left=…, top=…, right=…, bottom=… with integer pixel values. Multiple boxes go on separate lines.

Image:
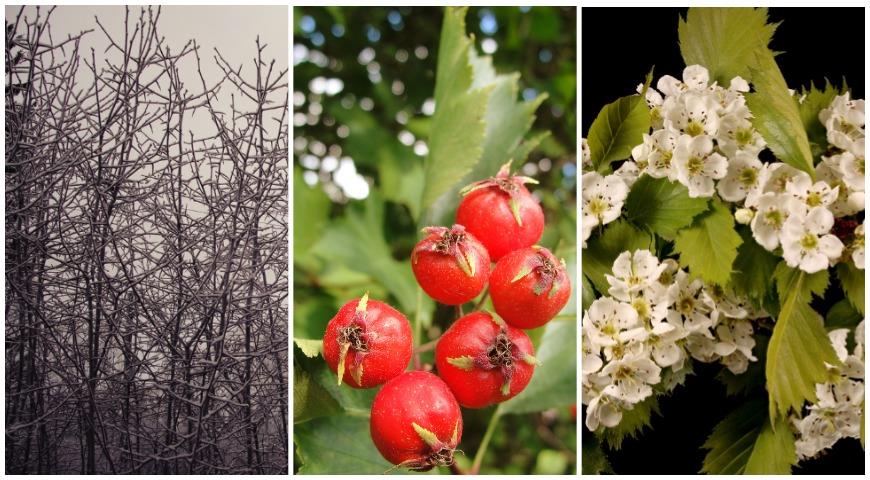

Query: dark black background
left=582, top=7, right=866, bottom=131
left=581, top=7, right=866, bottom=475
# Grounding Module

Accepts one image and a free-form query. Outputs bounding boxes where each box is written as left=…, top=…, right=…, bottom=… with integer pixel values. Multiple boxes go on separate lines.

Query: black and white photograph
left=5, top=5, right=288, bottom=474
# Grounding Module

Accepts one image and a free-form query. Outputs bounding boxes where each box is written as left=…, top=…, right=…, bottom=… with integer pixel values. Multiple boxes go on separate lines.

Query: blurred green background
left=293, top=6, right=576, bottom=475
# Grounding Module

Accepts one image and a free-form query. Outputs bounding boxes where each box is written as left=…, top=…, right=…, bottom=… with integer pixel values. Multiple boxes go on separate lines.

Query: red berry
left=411, top=224, right=491, bottom=305
left=323, top=293, right=412, bottom=388
left=370, top=371, right=463, bottom=471
left=456, top=162, right=544, bottom=261
left=489, top=246, right=571, bottom=329
left=435, top=311, right=538, bottom=408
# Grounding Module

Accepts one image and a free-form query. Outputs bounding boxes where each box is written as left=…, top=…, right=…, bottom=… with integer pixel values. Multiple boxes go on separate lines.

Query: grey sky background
left=5, top=5, right=288, bottom=138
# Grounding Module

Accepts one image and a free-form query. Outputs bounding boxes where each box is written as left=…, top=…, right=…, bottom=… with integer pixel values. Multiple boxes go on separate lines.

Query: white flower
left=780, top=206, right=844, bottom=274
left=716, top=114, right=765, bottom=158
left=656, top=64, right=709, bottom=97
left=667, top=271, right=714, bottom=335
left=759, top=162, right=801, bottom=196
left=600, top=349, right=662, bottom=404
left=667, top=90, right=720, bottom=138
left=582, top=172, right=628, bottom=243
left=582, top=138, right=591, bottom=168
left=852, top=222, right=864, bottom=269
left=614, top=160, right=640, bottom=188
left=643, top=321, right=688, bottom=368
left=716, top=151, right=764, bottom=202
left=637, top=83, right=666, bottom=129
left=584, top=389, right=625, bottom=431
left=750, top=192, right=797, bottom=251
left=606, top=250, right=667, bottom=300
left=582, top=335, right=604, bottom=375
left=784, top=171, right=839, bottom=215
left=713, top=319, right=757, bottom=374
left=685, top=332, right=719, bottom=362
left=584, top=297, right=639, bottom=348
left=638, top=129, right=680, bottom=180
left=816, top=156, right=865, bottom=217
left=702, top=283, right=748, bottom=321
left=672, top=135, right=727, bottom=197
left=820, top=93, right=865, bottom=152
left=839, top=138, right=865, bottom=191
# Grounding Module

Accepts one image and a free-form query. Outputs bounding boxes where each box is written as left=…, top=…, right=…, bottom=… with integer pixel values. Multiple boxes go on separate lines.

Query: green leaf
left=773, top=261, right=829, bottom=306
left=581, top=435, right=613, bottom=474
left=581, top=274, right=595, bottom=312
left=746, top=50, right=815, bottom=177
left=295, top=343, right=378, bottom=418
left=420, top=7, right=491, bottom=213
left=586, top=94, right=650, bottom=172
left=673, top=199, right=743, bottom=286
left=311, top=193, right=431, bottom=315
left=678, top=7, right=777, bottom=86
left=583, top=220, right=654, bottom=294
left=597, top=395, right=659, bottom=450
left=533, top=449, right=569, bottom=475
left=798, top=80, right=847, bottom=163
left=499, top=320, right=575, bottom=414
left=624, top=176, right=710, bottom=240
left=295, top=414, right=399, bottom=474
left=731, top=227, right=780, bottom=306
left=826, top=299, right=862, bottom=352
left=329, top=104, right=424, bottom=219
left=294, top=338, right=323, bottom=358
left=837, top=262, right=865, bottom=315
left=293, top=167, right=331, bottom=266
left=422, top=28, right=548, bottom=226
left=701, top=398, right=795, bottom=474
left=744, top=414, right=797, bottom=474
left=293, top=363, right=341, bottom=424
left=766, top=271, right=840, bottom=420
left=826, top=298, right=863, bottom=330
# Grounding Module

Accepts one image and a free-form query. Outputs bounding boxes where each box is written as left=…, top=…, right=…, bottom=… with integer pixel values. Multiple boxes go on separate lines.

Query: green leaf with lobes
left=673, top=199, right=742, bottom=286
left=295, top=414, right=400, bottom=474
left=701, top=398, right=796, bottom=474
left=586, top=92, right=650, bottom=172
left=624, top=175, right=710, bottom=240
left=499, top=319, right=575, bottom=414
left=766, top=268, right=840, bottom=421
left=746, top=49, right=816, bottom=178
left=678, top=7, right=777, bottom=86
left=421, top=9, right=549, bottom=227
left=837, top=262, right=864, bottom=315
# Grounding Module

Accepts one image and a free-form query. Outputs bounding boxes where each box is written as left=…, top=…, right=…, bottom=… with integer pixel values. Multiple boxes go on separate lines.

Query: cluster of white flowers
left=792, top=320, right=864, bottom=460
left=581, top=249, right=766, bottom=431
left=731, top=92, right=865, bottom=274
left=629, top=64, right=762, bottom=199
left=585, top=64, right=865, bottom=274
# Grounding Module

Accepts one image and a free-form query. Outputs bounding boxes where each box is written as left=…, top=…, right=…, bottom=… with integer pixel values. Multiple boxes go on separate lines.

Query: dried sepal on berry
left=510, top=246, right=567, bottom=298
left=414, top=224, right=479, bottom=277
left=460, top=160, right=539, bottom=227
left=336, top=292, right=370, bottom=386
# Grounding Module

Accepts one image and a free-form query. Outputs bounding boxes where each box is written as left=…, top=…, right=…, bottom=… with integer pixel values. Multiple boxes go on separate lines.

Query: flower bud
left=735, top=208, right=754, bottom=225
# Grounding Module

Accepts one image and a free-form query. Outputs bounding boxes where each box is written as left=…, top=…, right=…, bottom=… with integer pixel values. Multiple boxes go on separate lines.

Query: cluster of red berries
left=322, top=163, right=571, bottom=471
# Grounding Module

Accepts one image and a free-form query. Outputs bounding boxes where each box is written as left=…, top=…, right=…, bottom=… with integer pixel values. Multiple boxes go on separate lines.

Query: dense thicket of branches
left=5, top=7, right=288, bottom=474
